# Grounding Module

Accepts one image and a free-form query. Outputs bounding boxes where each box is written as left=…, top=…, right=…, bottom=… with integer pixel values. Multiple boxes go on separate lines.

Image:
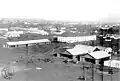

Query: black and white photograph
left=0, top=0, right=120, bottom=81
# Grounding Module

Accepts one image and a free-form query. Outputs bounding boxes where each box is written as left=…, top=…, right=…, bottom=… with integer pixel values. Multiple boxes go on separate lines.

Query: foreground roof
left=89, top=51, right=110, bottom=59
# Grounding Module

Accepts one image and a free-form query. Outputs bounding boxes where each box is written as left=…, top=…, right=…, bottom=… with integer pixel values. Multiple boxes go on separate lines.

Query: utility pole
left=26, top=44, right=29, bottom=64
left=92, top=63, right=94, bottom=81
left=25, top=44, right=29, bottom=81
left=82, top=62, right=85, bottom=81
left=110, top=56, right=113, bottom=81
left=101, top=65, right=104, bottom=81
left=110, top=52, right=112, bottom=81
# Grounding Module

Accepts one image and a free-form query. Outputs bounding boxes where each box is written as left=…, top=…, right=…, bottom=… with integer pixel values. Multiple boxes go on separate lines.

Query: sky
left=0, top=0, right=120, bottom=22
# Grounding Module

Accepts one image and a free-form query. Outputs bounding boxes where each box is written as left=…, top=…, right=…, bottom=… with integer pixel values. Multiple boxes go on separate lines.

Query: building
left=53, top=44, right=95, bottom=60
left=97, top=34, right=120, bottom=54
left=56, top=44, right=99, bottom=61
left=98, top=27, right=119, bottom=36
left=88, top=51, right=110, bottom=65
left=51, top=30, right=66, bottom=35
left=55, top=44, right=110, bottom=65
left=57, top=35, right=96, bottom=43
left=27, top=30, right=49, bottom=35
left=4, top=31, right=23, bottom=37
left=4, top=39, right=50, bottom=48
left=0, top=28, right=8, bottom=31
left=104, top=60, right=120, bottom=69
left=97, top=26, right=119, bottom=46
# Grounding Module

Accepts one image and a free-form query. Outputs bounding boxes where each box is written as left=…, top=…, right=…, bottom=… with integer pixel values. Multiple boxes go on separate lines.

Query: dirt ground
left=0, top=40, right=120, bottom=81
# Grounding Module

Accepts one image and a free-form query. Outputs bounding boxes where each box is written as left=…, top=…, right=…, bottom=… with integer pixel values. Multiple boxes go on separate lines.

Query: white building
left=104, top=60, right=120, bottom=69
left=49, top=28, right=57, bottom=31
left=28, top=28, right=39, bottom=31
left=0, top=28, right=8, bottom=31
left=89, top=51, right=111, bottom=60
left=63, top=44, right=110, bottom=64
left=27, top=30, right=49, bottom=35
left=61, top=27, right=66, bottom=30
left=4, top=31, right=24, bottom=37
left=57, top=35, right=96, bottom=43
left=4, top=39, right=50, bottom=48
left=52, top=30, right=66, bottom=35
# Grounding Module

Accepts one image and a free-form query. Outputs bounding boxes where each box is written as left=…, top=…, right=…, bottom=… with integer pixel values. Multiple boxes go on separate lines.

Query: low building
left=4, top=39, right=50, bottom=48
left=56, top=44, right=96, bottom=61
left=0, top=28, right=8, bottom=31
left=56, top=44, right=110, bottom=65
left=104, top=60, right=120, bottom=69
left=4, top=31, right=23, bottom=37
left=27, top=30, right=49, bottom=35
left=51, top=30, right=66, bottom=35
left=88, top=51, right=111, bottom=65
left=57, top=35, right=96, bottom=43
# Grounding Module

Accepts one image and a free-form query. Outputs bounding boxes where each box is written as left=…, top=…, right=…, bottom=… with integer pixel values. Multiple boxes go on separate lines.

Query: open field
left=0, top=39, right=119, bottom=81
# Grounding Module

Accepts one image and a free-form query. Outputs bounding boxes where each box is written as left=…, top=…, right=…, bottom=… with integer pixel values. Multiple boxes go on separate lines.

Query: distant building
left=4, top=39, right=50, bottom=48
left=0, top=28, right=8, bottom=31
left=57, top=35, right=96, bottom=43
left=4, top=31, right=23, bottom=37
left=51, top=30, right=65, bottom=35
left=28, top=28, right=39, bottom=31
left=97, top=34, right=120, bottom=54
left=97, top=26, right=120, bottom=54
left=27, top=30, right=49, bottom=35
left=98, top=27, right=119, bottom=36
left=49, top=28, right=57, bottom=31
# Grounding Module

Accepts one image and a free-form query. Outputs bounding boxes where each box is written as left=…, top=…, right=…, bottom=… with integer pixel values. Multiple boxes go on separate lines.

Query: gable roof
left=66, top=44, right=94, bottom=56
left=88, top=51, right=110, bottom=59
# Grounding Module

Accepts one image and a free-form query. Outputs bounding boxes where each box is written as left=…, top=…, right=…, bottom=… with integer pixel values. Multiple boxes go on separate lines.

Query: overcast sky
left=0, top=0, right=120, bottom=22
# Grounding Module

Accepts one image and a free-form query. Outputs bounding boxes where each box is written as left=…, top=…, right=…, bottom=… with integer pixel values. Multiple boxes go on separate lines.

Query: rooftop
left=66, top=44, right=95, bottom=56
left=6, top=39, right=50, bottom=45
left=89, top=51, right=110, bottom=59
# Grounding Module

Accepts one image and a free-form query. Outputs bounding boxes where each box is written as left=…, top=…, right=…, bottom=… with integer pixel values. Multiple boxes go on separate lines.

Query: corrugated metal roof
left=6, top=39, right=50, bottom=45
